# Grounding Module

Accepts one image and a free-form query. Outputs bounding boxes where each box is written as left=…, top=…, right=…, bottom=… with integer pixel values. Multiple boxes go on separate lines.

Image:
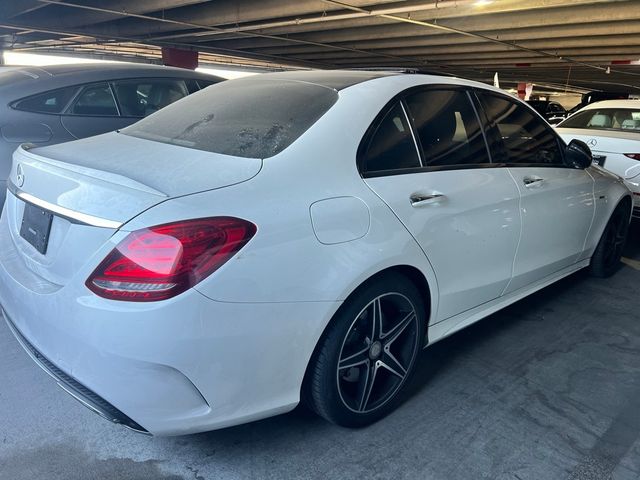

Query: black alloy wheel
left=590, top=203, right=630, bottom=277
left=305, top=273, right=426, bottom=427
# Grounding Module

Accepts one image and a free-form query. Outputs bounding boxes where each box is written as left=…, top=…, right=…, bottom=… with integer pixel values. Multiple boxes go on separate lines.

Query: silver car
left=0, top=63, right=223, bottom=207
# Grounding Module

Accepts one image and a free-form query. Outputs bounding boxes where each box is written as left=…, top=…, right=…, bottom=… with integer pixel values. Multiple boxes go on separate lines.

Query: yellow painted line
left=621, top=257, right=640, bottom=271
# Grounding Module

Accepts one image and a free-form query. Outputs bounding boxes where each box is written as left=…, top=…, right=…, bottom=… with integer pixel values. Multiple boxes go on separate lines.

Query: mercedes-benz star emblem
left=587, top=138, right=597, bottom=147
left=16, top=164, right=24, bottom=187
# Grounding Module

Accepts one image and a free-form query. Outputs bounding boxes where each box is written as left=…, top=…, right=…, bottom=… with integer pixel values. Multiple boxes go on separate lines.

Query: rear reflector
left=86, top=217, right=256, bottom=301
left=624, top=154, right=640, bottom=160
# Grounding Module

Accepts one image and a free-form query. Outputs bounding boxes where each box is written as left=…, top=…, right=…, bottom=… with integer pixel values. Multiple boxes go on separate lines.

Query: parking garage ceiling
left=2, top=0, right=640, bottom=93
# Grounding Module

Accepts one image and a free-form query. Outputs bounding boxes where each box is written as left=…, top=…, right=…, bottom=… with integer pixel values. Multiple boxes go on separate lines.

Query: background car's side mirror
left=565, top=139, right=592, bottom=169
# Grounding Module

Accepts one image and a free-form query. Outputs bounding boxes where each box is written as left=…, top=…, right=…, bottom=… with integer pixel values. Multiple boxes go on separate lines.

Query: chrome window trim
left=400, top=101, right=424, bottom=168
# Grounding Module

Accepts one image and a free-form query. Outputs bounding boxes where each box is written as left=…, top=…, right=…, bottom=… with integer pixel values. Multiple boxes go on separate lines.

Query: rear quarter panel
left=121, top=78, right=441, bottom=321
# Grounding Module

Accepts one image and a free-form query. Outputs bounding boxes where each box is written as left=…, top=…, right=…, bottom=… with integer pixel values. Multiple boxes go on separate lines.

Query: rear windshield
left=121, top=77, right=338, bottom=158
left=559, top=108, right=640, bottom=131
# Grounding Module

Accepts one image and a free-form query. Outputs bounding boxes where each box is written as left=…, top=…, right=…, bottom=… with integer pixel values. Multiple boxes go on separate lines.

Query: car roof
left=3, top=62, right=216, bottom=78
left=0, top=63, right=223, bottom=100
left=252, top=69, right=400, bottom=90
left=245, top=69, right=508, bottom=96
left=581, top=99, right=640, bottom=110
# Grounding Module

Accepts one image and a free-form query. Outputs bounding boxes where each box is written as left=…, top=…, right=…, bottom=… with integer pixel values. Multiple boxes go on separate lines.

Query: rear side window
left=69, top=83, right=118, bottom=116
left=12, top=86, right=79, bottom=114
left=361, top=102, right=421, bottom=173
left=559, top=108, right=640, bottom=131
left=478, top=92, right=563, bottom=165
left=196, top=79, right=218, bottom=89
left=113, top=78, right=189, bottom=117
left=185, top=79, right=200, bottom=94
left=405, top=89, right=489, bottom=167
left=122, top=78, right=338, bottom=159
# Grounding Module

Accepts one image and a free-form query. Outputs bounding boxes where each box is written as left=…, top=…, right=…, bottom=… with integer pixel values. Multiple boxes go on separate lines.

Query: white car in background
left=556, top=100, right=640, bottom=218
left=0, top=71, right=633, bottom=436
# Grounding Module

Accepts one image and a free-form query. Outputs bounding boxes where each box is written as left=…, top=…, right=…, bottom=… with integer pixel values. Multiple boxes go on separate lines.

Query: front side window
left=478, top=92, right=563, bottom=165
left=361, top=101, right=421, bottom=173
left=12, top=86, right=79, bottom=114
left=69, top=83, right=118, bottom=116
left=405, top=89, right=490, bottom=167
left=113, top=79, right=189, bottom=117
left=559, top=108, right=640, bottom=131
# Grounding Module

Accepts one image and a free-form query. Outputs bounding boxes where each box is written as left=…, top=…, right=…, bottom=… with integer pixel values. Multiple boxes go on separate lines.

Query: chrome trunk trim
left=7, top=181, right=123, bottom=229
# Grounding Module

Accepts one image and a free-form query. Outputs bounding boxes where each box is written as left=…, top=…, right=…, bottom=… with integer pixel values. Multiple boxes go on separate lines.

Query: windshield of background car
left=559, top=108, right=640, bottom=131
left=121, top=77, right=339, bottom=158
left=526, top=101, right=547, bottom=114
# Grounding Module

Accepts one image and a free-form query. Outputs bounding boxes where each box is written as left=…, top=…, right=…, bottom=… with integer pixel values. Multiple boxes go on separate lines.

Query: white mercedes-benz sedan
left=556, top=100, right=640, bottom=218
left=0, top=71, right=632, bottom=436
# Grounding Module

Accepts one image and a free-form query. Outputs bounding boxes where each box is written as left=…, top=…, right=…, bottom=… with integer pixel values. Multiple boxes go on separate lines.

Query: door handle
left=410, top=192, right=445, bottom=207
left=523, top=176, right=545, bottom=187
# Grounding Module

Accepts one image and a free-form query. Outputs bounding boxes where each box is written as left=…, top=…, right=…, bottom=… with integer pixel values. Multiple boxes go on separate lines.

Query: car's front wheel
left=304, top=273, right=426, bottom=427
left=589, top=201, right=631, bottom=278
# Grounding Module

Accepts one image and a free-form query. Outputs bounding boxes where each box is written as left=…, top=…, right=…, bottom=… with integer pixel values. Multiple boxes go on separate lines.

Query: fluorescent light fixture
left=3, top=52, right=259, bottom=79
left=4, top=51, right=119, bottom=65
left=196, top=67, right=258, bottom=79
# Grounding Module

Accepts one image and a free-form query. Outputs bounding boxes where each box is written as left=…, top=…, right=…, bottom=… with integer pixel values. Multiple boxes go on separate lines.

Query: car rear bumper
left=0, top=228, right=339, bottom=435
left=3, top=310, right=148, bottom=433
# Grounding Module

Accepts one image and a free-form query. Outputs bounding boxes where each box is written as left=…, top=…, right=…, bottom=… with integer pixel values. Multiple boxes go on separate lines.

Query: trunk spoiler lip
left=7, top=180, right=123, bottom=229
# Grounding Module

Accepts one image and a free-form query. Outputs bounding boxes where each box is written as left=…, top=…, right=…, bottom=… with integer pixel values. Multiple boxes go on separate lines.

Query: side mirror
left=565, top=139, right=592, bottom=169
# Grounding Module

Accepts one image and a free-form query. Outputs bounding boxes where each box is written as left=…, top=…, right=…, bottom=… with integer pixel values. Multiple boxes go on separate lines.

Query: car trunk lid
left=3, top=133, right=261, bottom=286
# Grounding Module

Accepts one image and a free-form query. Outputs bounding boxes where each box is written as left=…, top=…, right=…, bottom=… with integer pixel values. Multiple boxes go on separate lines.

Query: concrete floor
left=1, top=224, right=640, bottom=480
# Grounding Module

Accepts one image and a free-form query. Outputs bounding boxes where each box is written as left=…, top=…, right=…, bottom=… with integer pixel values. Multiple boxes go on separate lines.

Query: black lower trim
left=2, top=308, right=149, bottom=434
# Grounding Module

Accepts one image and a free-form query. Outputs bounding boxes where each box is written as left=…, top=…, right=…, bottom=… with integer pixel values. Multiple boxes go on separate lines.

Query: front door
left=475, top=91, right=594, bottom=293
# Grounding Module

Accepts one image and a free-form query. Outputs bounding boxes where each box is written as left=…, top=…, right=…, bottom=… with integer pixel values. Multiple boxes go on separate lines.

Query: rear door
left=475, top=91, right=594, bottom=293
left=362, top=87, right=521, bottom=322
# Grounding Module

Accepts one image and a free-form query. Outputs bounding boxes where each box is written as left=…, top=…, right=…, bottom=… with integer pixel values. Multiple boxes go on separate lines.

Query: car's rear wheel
left=305, top=273, right=426, bottom=427
left=589, top=202, right=630, bottom=278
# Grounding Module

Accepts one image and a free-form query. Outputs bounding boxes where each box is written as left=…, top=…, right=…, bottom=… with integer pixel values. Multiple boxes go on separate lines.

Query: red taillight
left=624, top=154, right=640, bottom=160
left=86, top=217, right=256, bottom=301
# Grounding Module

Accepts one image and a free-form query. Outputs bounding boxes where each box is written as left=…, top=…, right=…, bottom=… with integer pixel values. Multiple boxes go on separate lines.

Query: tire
left=589, top=202, right=630, bottom=278
left=304, top=273, right=426, bottom=428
